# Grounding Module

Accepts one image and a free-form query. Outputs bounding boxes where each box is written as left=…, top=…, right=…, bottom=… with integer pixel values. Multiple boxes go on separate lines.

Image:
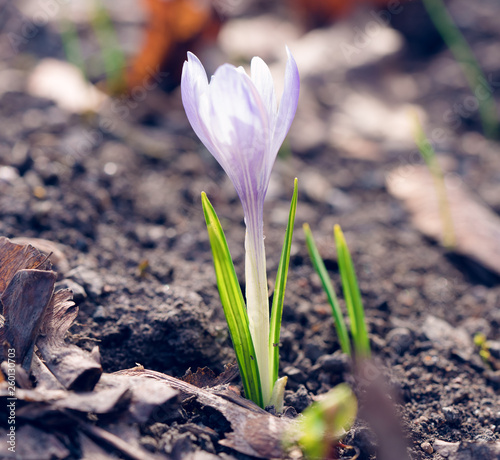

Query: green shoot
left=473, top=333, right=498, bottom=369
left=202, top=179, right=298, bottom=409
left=303, top=224, right=351, bottom=356
left=413, top=113, right=456, bottom=249
left=270, top=178, right=298, bottom=385
left=422, top=0, right=498, bottom=138
left=294, top=383, right=358, bottom=460
left=201, top=193, right=263, bottom=407
left=59, top=18, right=87, bottom=79
left=334, top=225, right=370, bottom=359
left=90, top=0, right=127, bottom=91
left=59, top=1, right=126, bottom=91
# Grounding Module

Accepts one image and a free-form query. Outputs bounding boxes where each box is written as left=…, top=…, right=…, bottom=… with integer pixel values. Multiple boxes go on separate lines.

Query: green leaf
left=413, top=112, right=456, bottom=250
left=297, top=383, right=357, bottom=460
left=303, top=223, right=351, bottom=356
left=422, top=0, right=498, bottom=139
left=59, top=18, right=87, bottom=79
left=334, top=225, right=370, bottom=359
left=91, top=1, right=127, bottom=90
left=201, top=193, right=263, bottom=407
left=270, top=179, right=298, bottom=385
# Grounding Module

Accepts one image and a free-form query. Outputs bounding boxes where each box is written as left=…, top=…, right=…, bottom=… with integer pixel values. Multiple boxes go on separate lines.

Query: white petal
left=271, top=48, right=300, bottom=158
left=251, top=56, right=277, bottom=132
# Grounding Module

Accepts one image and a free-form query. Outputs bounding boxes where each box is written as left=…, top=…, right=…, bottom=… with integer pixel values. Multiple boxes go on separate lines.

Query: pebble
left=92, top=305, right=107, bottom=320
left=433, top=439, right=459, bottom=456
left=304, top=341, right=326, bottom=362
left=386, top=327, right=413, bottom=354
left=285, top=384, right=311, bottom=412
left=67, top=266, right=104, bottom=298
left=442, top=406, right=462, bottom=426
left=422, top=316, right=473, bottom=360
left=283, top=366, right=306, bottom=384
left=316, top=351, right=349, bottom=373
left=421, top=441, right=433, bottom=454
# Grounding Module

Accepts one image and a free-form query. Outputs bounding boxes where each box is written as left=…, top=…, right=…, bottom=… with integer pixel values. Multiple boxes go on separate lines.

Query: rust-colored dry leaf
left=11, top=237, right=70, bottom=275
left=39, top=289, right=78, bottom=346
left=126, top=0, right=220, bottom=91
left=292, top=0, right=408, bottom=27
left=387, top=166, right=500, bottom=277
left=181, top=363, right=238, bottom=388
left=0, top=237, right=51, bottom=295
left=36, top=286, right=102, bottom=391
left=181, top=366, right=217, bottom=387
left=0, top=269, right=56, bottom=370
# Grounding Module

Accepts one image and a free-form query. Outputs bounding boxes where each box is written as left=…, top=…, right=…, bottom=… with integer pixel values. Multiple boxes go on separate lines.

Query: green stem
left=422, top=0, right=498, bottom=138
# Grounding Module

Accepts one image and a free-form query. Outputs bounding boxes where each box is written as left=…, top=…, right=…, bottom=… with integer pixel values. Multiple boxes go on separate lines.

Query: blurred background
left=0, top=2, right=499, bottom=456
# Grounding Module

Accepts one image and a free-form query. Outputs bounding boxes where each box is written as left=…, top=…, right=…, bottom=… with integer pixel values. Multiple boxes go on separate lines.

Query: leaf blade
left=201, top=193, right=263, bottom=407
left=303, top=223, right=351, bottom=356
left=334, top=225, right=370, bottom=359
left=270, top=179, right=298, bottom=385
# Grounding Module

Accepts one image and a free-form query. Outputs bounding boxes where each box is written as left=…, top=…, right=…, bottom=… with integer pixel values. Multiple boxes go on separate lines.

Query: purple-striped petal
left=181, top=52, right=217, bottom=156
left=202, top=63, right=271, bottom=204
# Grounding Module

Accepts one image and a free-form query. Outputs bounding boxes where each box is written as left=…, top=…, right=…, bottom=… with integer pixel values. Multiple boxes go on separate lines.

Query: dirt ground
left=0, top=0, right=499, bottom=459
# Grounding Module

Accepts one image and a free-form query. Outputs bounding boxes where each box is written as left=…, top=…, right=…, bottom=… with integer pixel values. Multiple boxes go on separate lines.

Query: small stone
left=93, top=306, right=106, bottom=320
left=67, top=266, right=104, bottom=298
left=433, top=439, right=459, bottom=456
left=304, top=340, right=326, bottom=362
left=474, top=430, right=496, bottom=442
left=386, top=327, right=413, bottom=354
left=316, top=351, right=349, bottom=373
left=442, top=406, right=462, bottom=426
left=283, top=366, right=306, bottom=384
left=351, top=426, right=377, bottom=457
left=421, top=441, right=433, bottom=454
left=141, top=435, right=158, bottom=453
left=285, top=385, right=312, bottom=412
left=422, top=316, right=474, bottom=359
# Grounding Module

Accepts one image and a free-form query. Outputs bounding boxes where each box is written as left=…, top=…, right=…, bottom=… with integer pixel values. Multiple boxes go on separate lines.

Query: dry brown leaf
left=115, top=367, right=294, bottom=458
left=126, top=0, right=219, bottom=91
left=11, top=237, right=70, bottom=275
left=0, top=237, right=51, bottom=295
left=0, top=424, right=70, bottom=460
left=36, top=342, right=102, bottom=392
left=0, top=269, right=56, bottom=370
left=386, top=165, right=500, bottom=277
left=180, top=363, right=238, bottom=388
left=39, top=289, right=78, bottom=346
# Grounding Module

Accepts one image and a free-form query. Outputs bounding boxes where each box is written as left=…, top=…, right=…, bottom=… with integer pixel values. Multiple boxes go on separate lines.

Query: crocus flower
left=181, top=49, right=299, bottom=404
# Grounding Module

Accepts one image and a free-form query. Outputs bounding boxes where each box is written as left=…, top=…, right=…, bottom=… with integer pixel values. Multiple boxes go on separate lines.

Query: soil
left=0, top=0, right=499, bottom=459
